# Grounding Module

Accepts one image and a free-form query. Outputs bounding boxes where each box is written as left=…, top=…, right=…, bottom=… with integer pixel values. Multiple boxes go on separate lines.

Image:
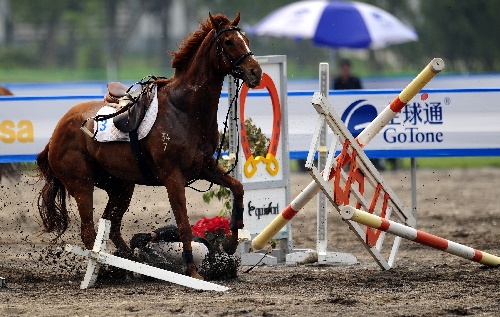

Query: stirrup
left=80, top=117, right=98, bottom=139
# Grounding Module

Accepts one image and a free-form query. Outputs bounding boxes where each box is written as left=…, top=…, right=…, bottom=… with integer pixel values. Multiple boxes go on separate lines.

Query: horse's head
left=210, top=12, right=262, bottom=88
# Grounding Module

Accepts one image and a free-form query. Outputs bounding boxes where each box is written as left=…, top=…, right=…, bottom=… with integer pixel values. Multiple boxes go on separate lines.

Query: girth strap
left=129, top=130, right=162, bottom=186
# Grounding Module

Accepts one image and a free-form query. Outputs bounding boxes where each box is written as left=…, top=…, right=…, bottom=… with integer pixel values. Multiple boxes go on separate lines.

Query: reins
left=186, top=76, right=243, bottom=192
left=186, top=26, right=254, bottom=192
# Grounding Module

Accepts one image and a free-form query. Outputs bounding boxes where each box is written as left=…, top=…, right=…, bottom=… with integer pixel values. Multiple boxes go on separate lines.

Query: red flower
left=192, top=216, right=230, bottom=238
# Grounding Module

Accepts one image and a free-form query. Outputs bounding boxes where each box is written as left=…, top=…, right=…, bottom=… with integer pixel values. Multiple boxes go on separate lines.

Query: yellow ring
left=264, top=153, right=279, bottom=176
left=244, top=155, right=258, bottom=178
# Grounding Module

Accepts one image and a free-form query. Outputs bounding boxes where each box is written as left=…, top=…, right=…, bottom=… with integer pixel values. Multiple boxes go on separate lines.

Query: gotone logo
left=0, top=120, right=34, bottom=144
left=341, top=99, right=378, bottom=138
left=384, top=100, right=445, bottom=144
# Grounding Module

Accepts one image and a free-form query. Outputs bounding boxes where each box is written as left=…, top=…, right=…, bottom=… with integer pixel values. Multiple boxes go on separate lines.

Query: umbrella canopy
left=246, top=0, right=418, bottom=49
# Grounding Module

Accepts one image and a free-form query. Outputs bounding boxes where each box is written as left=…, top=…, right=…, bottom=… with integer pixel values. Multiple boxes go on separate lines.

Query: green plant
left=240, top=118, right=270, bottom=157
left=203, top=118, right=270, bottom=216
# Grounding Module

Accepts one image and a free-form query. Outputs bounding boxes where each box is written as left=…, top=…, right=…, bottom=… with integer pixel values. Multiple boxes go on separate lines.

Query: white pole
left=317, top=62, right=329, bottom=261
left=340, top=206, right=500, bottom=267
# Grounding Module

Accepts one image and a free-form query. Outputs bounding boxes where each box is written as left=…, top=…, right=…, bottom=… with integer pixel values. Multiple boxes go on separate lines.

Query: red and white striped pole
left=340, top=206, right=500, bottom=267
left=252, top=58, right=445, bottom=251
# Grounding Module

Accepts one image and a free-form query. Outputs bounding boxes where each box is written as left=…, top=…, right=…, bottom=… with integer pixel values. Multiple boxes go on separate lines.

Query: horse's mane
left=0, top=85, right=13, bottom=96
left=170, top=14, right=231, bottom=71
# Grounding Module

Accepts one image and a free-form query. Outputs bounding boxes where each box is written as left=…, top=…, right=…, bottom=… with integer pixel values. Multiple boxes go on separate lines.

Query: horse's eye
left=224, top=39, right=234, bottom=46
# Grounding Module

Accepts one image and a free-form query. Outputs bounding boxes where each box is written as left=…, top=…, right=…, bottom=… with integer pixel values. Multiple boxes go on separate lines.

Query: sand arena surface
left=0, top=168, right=499, bottom=316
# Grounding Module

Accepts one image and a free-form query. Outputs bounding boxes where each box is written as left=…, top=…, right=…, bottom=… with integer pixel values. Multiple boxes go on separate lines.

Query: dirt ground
left=0, top=166, right=499, bottom=316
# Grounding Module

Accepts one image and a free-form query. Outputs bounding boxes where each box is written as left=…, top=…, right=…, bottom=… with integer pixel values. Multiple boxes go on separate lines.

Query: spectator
left=332, top=59, right=362, bottom=90
left=332, top=59, right=385, bottom=171
left=296, top=59, right=370, bottom=172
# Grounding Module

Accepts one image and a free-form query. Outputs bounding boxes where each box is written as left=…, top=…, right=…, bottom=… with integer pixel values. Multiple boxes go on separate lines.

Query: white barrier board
left=2, top=89, right=500, bottom=162
left=327, top=89, right=500, bottom=157
left=0, top=96, right=99, bottom=162
left=220, top=88, right=500, bottom=158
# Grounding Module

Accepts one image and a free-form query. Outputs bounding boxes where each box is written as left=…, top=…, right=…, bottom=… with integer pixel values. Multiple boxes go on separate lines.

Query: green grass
left=0, top=68, right=105, bottom=82
left=0, top=56, right=173, bottom=82
left=0, top=66, right=173, bottom=82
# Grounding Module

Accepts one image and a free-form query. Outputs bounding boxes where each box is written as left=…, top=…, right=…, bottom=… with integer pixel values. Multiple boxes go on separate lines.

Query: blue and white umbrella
left=246, top=0, right=418, bottom=49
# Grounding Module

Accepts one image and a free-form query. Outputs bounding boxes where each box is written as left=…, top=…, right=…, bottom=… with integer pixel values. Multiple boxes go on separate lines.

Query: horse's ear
left=209, top=12, right=218, bottom=30
left=231, top=12, right=241, bottom=26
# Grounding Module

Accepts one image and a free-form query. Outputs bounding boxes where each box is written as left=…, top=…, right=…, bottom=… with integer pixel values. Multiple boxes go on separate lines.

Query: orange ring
left=239, top=73, right=281, bottom=178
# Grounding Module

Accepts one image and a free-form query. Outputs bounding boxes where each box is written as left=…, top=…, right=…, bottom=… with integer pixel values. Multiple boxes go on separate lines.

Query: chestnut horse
left=36, top=13, right=262, bottom=279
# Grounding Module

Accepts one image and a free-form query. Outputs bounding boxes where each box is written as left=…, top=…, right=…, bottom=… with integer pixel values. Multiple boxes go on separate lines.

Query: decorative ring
left=240, top=73, right=281, bottom=178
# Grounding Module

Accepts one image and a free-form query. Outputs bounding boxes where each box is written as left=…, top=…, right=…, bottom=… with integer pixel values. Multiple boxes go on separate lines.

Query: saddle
left=105, top=82, right=154, bottom=133
left=97, top=78, right=162, bottom=186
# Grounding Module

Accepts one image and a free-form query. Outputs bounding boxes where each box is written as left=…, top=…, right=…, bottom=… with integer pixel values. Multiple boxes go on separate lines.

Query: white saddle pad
left=94, top=86, right=158, bottom=142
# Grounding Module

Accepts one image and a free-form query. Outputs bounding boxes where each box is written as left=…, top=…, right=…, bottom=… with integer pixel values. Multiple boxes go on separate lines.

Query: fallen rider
left=130, top=225, right=239, bottom=280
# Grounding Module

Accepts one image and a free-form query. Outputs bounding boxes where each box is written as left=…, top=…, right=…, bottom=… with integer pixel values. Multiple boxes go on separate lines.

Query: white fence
left=1, top=87, right=500, bottom=162
left=221, top=88, right=500, bottom=159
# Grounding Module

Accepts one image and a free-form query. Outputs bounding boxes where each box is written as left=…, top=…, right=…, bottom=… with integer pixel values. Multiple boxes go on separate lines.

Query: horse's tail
left=36, top=143, right=69, bottom=239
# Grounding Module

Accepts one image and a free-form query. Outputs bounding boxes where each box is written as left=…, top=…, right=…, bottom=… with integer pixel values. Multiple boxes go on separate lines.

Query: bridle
left=214, top=26, right=254, bottom=79
left=186, top=26, right=252, bottom=192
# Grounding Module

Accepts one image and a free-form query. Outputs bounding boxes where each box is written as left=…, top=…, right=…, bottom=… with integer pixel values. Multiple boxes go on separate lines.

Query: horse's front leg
left=201, top=158, right=244, bottom=255
left=165, top=171, right=202, bottom=279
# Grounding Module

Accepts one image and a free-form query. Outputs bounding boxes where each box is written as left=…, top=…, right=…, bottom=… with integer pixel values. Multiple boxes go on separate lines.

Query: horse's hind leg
left=101, top=182, right=135, bottom=253
left=64, top=182, right=97, bottom=250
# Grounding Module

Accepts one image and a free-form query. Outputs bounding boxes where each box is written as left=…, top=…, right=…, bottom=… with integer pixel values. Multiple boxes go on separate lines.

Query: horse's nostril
left=250, top=68, right=262, bottom=82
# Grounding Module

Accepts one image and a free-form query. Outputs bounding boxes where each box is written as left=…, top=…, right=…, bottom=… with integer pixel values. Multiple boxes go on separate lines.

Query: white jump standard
left=65, top=218, right=229, bottom=292
left=341, top=206, right=500, bottom=267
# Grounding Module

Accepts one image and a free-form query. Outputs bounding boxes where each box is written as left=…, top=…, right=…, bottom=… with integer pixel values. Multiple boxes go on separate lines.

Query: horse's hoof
left=191, top=272, right=204, bottom=280
left=185, top=263, right=204, bottom=280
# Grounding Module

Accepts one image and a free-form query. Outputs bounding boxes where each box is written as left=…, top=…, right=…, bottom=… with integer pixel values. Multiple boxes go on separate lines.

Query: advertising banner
left=227, top=88, right=500, bottom=159
left=2, top=89, right=500, bottom=162
left=328, top=88, right=500, bottom=158
left=0, top=95, right=100, bottom=162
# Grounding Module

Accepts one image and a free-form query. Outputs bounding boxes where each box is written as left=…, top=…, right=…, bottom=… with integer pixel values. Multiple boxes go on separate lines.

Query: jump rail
left=251, top=58, right=445, bottom=251
left=340, top=206, right=500, bottom=267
